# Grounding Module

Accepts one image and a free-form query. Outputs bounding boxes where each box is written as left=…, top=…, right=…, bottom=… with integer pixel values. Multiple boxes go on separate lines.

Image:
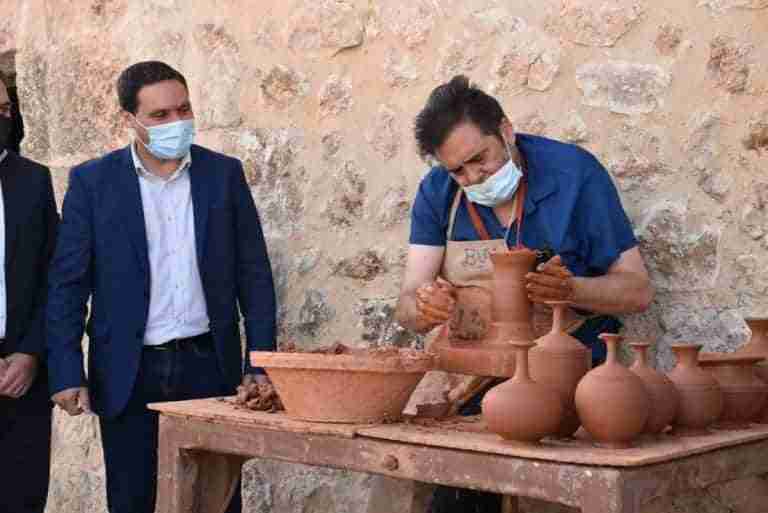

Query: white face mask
left=462, top=141, right=522, bottom=207
left=134, top=116, right=195, bottom=160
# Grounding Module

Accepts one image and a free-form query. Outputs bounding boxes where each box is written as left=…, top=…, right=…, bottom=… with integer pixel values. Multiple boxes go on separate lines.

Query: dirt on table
left=233, top=378, right=284, bottom=413
left=280, top=341, right=433, bottom=361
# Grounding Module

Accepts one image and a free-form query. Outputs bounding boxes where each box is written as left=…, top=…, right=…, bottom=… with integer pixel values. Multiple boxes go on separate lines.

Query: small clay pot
left=629, top=341, right=678, bottom=435
left=482, top=340, right=563, bottom=443
left=700, top=355, right=768, bottom=429
left=668, top=343, right=723, bottom=436
left=529, top=301, right=591, bottom=438
left=489, top=248, right=537, bottom=342
left=575, top=334, right=649, bottom=449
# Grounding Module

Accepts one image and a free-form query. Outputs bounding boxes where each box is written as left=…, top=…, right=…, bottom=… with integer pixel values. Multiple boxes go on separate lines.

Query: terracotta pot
left=667, top=343, right=723, bottom=436
left=699, top=355, right=768, bottom=429
left=737, top=318, right=768, bottom=385
left=629, top=341, right=678, bottom=435
left=482, top=340, right=563, bottom=443
left=489, top=248, right=537, bottom=342
left=574, top=334, right=649, bottom=448
left=529, top=301, right=591, bottom=438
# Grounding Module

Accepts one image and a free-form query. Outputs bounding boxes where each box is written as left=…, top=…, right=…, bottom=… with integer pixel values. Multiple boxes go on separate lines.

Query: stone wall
left=1, top=0, right=767, bottom=511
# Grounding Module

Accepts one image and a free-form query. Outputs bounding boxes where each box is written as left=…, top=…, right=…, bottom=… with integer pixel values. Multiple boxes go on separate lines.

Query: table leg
left=501, top=495, right=519, bottom=513
left=157, top=417, right=246, bottom=513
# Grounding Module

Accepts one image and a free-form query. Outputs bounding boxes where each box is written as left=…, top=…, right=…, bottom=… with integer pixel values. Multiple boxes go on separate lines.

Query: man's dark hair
left=117, top=61, right=188, bottom=114
left=414, top=75, right=507, bottom=159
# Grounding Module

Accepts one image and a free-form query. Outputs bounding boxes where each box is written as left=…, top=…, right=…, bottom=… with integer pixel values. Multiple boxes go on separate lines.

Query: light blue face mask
left=134, top=117, right=196, bottom=160
left=462, top=141, right=522, bottom=207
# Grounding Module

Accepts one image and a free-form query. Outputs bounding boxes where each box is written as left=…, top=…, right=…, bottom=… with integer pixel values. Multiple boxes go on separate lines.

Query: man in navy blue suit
left=47, top=61, right=276, bottom=513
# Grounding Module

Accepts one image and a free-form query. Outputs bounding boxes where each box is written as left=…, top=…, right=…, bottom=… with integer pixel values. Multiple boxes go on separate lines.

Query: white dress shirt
left=0, top=149, right=7, bottom=340
left=131, top=143, right=210, bottom=346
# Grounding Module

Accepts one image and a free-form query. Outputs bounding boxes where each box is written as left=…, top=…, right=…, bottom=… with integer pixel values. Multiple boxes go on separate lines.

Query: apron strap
left=446, top=188, right=463, bottom=240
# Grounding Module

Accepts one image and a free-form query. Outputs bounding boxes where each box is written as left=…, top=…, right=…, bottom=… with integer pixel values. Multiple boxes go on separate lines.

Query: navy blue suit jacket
left=46, top=145, right=276, bottom=419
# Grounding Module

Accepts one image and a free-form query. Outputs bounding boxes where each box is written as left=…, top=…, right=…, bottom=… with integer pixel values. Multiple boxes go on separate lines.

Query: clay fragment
left=234, top=377, right=284, bottom=413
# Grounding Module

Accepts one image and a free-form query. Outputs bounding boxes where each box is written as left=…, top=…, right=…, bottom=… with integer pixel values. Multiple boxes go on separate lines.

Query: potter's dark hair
left=414, top=75, right=507, bottom=159
left=117, top=61, right=188, bottom=114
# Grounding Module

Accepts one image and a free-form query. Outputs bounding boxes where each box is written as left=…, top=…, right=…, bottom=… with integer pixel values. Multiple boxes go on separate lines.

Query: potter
left=394, top=75, right=654, bottom=512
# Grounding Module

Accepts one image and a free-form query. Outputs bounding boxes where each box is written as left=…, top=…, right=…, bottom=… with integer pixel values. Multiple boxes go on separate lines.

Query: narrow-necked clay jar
left=489, top=248, right=537, bottom=343
left=482, top=340, right=563, bottom=443
left=667, top=343, right=723, bottom=436
left=699, top=355, right=767, bottom=429
left=529, top=301, right=591, bottom=438
left=737, top=318, right=768, bottom=383
left=629, top=341, right=678, bottom=435
left=574, top=334, right=649, bottom=448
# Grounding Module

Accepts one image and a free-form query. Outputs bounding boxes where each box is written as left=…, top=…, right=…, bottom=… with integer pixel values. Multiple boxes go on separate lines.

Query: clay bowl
left=699, top=354, right=768, bottom=429
left=250, top=350, right=435, bottom=423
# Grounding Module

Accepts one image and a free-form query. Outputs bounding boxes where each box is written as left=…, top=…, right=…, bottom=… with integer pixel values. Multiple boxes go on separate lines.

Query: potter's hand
left=415, top=277, right=456, bottom=328
left=52, top=387, right=91, bottom=416
left=0, top=353, right=38, bottom=398
left=525, top=255, right=575, bottom=304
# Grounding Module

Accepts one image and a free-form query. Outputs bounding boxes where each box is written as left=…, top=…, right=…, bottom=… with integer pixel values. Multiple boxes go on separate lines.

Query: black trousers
left=0, top=372, right=52, bottom=513
left=99, top=334, right=240, bottom=513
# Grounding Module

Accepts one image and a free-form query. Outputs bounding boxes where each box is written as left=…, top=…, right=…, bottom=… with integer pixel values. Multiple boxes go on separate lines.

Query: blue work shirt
left=409, top=134, right=638, bottom=278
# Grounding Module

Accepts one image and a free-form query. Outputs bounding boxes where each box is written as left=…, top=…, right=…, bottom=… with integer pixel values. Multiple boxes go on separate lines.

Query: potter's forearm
left=570, top=272, right=653, bottom=314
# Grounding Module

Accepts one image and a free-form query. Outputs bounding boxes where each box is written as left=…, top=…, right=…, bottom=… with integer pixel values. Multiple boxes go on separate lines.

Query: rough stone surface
left=577, top=61, right=672, bottom=115
left=708, top=36, right=752, bottom=94
left=636, top=199, right=722, bottom=292
left=555, top=0, right=645, bottom=47
left=2, top=1, right=765, bottom=512
left=318, top=74, right=353, bottom=119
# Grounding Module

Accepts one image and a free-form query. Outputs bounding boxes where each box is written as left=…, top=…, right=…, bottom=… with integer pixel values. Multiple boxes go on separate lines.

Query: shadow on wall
left=0, top=49, right=25, bottom=153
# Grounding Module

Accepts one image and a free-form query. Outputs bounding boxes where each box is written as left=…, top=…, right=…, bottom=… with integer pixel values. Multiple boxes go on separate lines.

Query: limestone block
left=708, top=36, right=752, bottom=94
left=489, top=22, right=561, bottom=93
left=318, top=75, right=353, bottom=119
left=555, top=0, right=645, bottom=47
left=655, top=24, right=684, bottom=56
left=355, top=297, right=423, bottom=348
left=743, top=110, right=768, bottom=152
left=324, top=161, right=367, bottom=228
left=192, top=24, right=242, bottom=129
left=335, top=250, right=388, bottom=281
left=740, top=181, right=768, bottom=240
left=377, top=186, right=411, bottom=229
left=636, top=199, right=722, bottom=292
left=284, top=0, right=366, bottom=53
left=321, top=130, right=343, bottom=161
left=260, top=65, right=309, bottom=110
left=297, top=289, right=335, bottom=338
left=606, top=123, right=666, bottom=193
left=372, top=3, right=438, bottom=49
left=560, top=111, right=590, bottom=143
left=366, top=104, right=401, bottom=160
left=577, top=61, right=671, bottom=115
left=383, top=50, right=421, bottom=88
left=699, top=0, right=768, bottom=12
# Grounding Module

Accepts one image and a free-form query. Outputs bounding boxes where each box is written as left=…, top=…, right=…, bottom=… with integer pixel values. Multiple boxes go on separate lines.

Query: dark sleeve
left=409, top=179, right=448, bottom=246
left=576, top=157, right=638, bottom=275
left=46, top=169, right=91, bottom=394
left=17, top=169, right=59, bottom=356
left=232, top=161, right=276, bottom=375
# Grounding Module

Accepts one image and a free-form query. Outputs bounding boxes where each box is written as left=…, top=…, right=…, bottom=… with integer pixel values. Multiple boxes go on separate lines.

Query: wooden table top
left=150, top=397, right=768, bottom=468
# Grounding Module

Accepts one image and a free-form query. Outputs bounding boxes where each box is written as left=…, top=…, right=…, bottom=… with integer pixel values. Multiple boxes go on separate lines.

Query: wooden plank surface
left=148, top=398, right=360, bottom=438
left=357, top=417, right=768, bottom=467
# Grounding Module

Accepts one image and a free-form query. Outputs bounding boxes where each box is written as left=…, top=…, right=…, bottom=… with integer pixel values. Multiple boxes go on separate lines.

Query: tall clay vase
left=489, top=248, right=537, bottom=343
left=668, top=344, right=723, bottom=436
left=735, top=318, right=768, bottom=423
left=529, top=301, right=591, bottom=438
left=629, top=341, right=678, bottom=435
left=575, top=334, right=649, bottom=448
left=482, top=340, right=564, bottom=443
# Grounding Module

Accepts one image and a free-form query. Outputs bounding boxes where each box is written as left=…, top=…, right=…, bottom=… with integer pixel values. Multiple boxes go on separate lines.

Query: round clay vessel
left=575, top=334, right=649, bottom=448
left=482, top=340, right=563, bottom=443
left=629, top=341, right=678, bottom=435
left=529, top=301, right=591, bottom=438
left=700, top=355, right=767, bottom=429
left=667, top=343, right=723, bottom=436
left=489, top=248, right=537, bottom=342
left=735, top=318, right=768, bottom=423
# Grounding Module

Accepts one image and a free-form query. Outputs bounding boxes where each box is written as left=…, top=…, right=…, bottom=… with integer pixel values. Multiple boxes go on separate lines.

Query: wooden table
left=150, top=398, right=768, bottom=513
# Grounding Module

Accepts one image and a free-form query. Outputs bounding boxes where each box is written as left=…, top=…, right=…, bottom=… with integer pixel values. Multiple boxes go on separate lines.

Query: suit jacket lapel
left=189, top=146, right=209, bottom=269
left=116, top=146, right=149, bottom=273
left=1, top=153, right=23, bottom=269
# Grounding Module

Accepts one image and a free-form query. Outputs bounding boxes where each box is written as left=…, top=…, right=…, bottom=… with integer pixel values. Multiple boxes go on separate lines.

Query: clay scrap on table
left=234, top=379, right=284, bottom=413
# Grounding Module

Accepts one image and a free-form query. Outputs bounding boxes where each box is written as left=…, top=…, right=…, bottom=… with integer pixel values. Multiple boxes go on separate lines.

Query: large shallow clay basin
left=250, top=351, right=435, bottom=423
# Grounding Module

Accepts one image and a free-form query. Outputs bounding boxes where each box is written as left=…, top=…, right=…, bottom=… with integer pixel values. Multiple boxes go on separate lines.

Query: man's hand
left=526, top=255, right=575, bottom=304
left=52, top=387, right=91, bottom=416
left=415, top=277, right=456, bottom=328
left=0, top=353, right=39, bottom=398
